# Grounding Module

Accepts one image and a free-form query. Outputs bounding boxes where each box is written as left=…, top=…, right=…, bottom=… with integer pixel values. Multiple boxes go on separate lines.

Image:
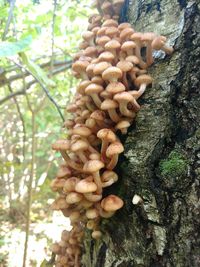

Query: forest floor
left=0, top=203, right=71, bottom=267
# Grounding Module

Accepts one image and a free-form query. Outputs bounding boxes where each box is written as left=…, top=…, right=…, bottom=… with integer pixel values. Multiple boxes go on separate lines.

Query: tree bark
left=81, top=1, right=200, bottom=266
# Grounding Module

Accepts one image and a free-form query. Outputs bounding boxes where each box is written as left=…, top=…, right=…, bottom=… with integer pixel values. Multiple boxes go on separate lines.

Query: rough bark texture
left=81, top=1, right=200, bottom=266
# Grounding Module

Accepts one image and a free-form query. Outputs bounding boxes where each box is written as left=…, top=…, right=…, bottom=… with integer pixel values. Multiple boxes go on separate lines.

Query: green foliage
left=0, top=36, right=32, bottom=57
left=19, top=52, right=55, bottom=87
left=159, top=150, right=188, bottom=178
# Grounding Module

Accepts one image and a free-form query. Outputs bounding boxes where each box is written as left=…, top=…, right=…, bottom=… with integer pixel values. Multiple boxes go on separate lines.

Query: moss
left=159, top=150, right=188, bottom=178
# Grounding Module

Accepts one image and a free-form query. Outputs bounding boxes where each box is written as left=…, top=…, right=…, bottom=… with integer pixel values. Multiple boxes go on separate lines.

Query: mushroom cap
left=120, top=28, right=134, bottom=40
left=72, top=60, right=89, bottom=73
left=66, top=192, right=83, bottom=204
left=100, top=90, right=111, bottom=99
left=117, top=60, right=133, bottom=72
left=83, top=159, right=104, bottom=173
left=118, top=22, right=132, bottom=31
left=115, top=120, right=131, bottom=130
left=92, top=230, right=102, bottom=239
left=84, top=46, right=97, bottom=57
left=106, top=82, right=125, bottom=94
left=102, top=19, right=118, bottom=27
left=93, top=61, right=111, bottom=75
left=97, top=27, right=108, bottom=37
left=135, top=74, right=153, bottom=86
left=86, top=63, right=95, bottom=78
left=86, top=208, right=99, bottom=219
left=96, top=36, right=111, bottom=46
left=131, top=32, right=143, bottom=42
left=85, top=83, right=104, bottom=94
left=121, top=41, right=136, bottom=51
left=57, top=164, right=71, bottom=178
left=102, top=1, right=112, bottom=13
left=63, top=177, right=80, bottom=192
left=66, top=103, right=77, bottom=113
left=92, top=26, right=100, bottom=34
left=141, top=32, right=157, bottom=42
left=102, top=170, right=118, bottom=182
left=114, top=91, right=134, bottom=103
left=102, top=66, right=122, bottom=81
left=105, top=39, right=121, bottom=50
left=70, top=140, right=89, bottom=152
left=82, top=31, right=95, bottom=41
left=77, top=80, right=91, bottom=95
left=72, top=125, right=92, bottom=137
left=105, top=26, right=119, bottom=37
left=101, top=195, right=124, bottom=211
left=125, top=55, right=140, bottom=65
left=101, top=99, right=118, bottom=110
left=52, top=139, right=70, bottom=150
left=90, top=110, right=106, bottom=121
left=106, top=141, right=124, bottom=157
left=91, top=76, right=104, bottom=85
left=75, top=176, right=97, bottom=193
left=99, top=51, right=114, bottom=62
left=151, top=36, right=166, bottom=50
left=97, top=128, right=116, bottom=142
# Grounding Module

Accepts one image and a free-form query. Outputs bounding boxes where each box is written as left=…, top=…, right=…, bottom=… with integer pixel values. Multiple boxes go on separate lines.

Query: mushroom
left=52, top=139, right=83, bottom=171
left=131, top=32, right=147, bottom=69
left=70, top=139, right=89, bottom=163
left=83, top=159, right=104, bottom=194
left=141, top=32, right=157, bottom=66
left=66, top=192, right=83, bottom=204
left=85, top=83, right=104, bottom=108
left=97, top=128, right=117, bottom=161
left=75, top=176, right=97, bottom=193
left=114, top=92, right=140, bottom=117
left=84, top=192, right=102, bottom=202
left=101, top=170, right=118, bottom=187
left=102, top=66, right=122, bottom=83
left=72, top=60, right=89, bottom=80
left=101, top=194, right=124, bottom=212
left=104, top=39, right=121, bottom=58
left=151, top=35, right=174, bottom=54
left=82, top=31, right=95, bottom=46
left=134, top=74, right=153, bottom=97
left=106, top=141, right=124, bottom=170
left=101, top=99, right=121, bottom=122
left=63, top=177, right=80, bottom=193
left=115, top=120, right=132, bottom=134
left=116, top=60, right=133, bottom=88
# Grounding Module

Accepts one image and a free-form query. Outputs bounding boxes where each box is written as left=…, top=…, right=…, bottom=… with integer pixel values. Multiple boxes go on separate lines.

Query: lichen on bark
left=81, top=1, right=200, bottom=266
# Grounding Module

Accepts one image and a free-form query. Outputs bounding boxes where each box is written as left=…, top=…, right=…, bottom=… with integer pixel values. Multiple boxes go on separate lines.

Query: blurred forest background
left=0, top=0, right=92, bottom=266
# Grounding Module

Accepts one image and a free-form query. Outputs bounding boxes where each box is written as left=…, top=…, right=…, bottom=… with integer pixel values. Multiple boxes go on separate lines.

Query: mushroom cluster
left=50, top=1, right=173, bottom=266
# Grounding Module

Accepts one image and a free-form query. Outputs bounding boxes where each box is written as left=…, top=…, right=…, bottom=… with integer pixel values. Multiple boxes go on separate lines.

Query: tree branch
left=0, top=59, right=72, bottom=88
left=2, top=0, right=16, bottom=41
left=10, top=59, right=65, bottom=122
left=0, top=62, right=72, bottom=105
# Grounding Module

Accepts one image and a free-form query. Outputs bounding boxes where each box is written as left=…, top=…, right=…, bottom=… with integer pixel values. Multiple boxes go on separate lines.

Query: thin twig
left=7, top=83, right=26, bottom=158
left=2, top=0, right=16, bottom=41
left=8, top=59, right=65, bottom=122
left=0, top=62, right=71, bottom=105
left=0, top=59, right=72, bottom=88
left=50, top=0, right=57, bottom=76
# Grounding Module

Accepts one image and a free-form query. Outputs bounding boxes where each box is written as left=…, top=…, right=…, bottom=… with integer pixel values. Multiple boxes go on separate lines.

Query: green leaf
left=19, top=52, right=55, bottom=87
left=0, top=36, right=32, bottom=57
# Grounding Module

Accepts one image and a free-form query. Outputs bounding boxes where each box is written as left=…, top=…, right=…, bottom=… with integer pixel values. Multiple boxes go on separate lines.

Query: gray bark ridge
left=81, top=1, right=200, bottom=266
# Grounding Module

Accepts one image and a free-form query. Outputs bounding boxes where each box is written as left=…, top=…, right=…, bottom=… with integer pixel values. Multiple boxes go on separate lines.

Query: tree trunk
left=81, top=1, right=200, bottom=266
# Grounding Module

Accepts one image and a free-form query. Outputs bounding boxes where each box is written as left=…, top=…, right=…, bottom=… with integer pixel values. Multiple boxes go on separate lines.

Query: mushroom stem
left=84, top=192, right=102, bottom=202
left=106, top=154, right=118, bottom=170
left=108, top=109, right=121, bottom=123
left=60, top=151, right=83, bottom=172
left=91, top=93, right=102, bottom=108
left=93, top=171, right=102, bottom=194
